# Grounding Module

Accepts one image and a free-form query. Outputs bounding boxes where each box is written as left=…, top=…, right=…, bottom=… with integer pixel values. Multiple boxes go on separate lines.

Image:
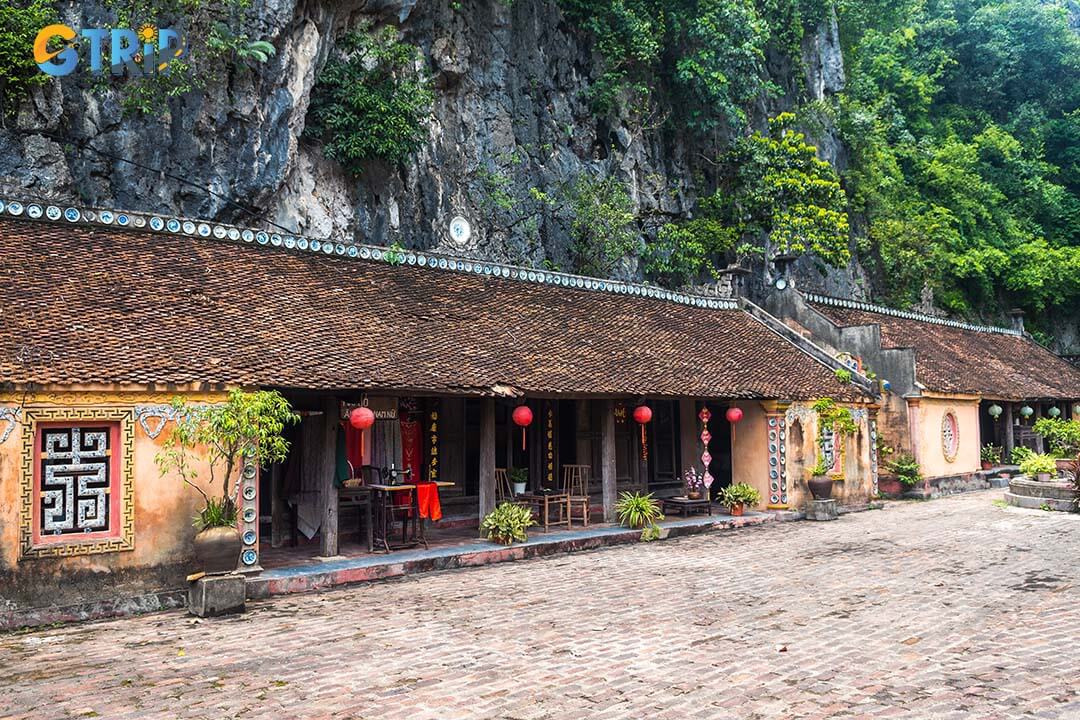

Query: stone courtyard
left=1, top=490, right=1077, bottom=719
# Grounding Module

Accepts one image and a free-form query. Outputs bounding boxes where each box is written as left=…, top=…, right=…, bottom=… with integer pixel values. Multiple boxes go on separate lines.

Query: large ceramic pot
left=193, top=525, right=241, bottom=574
left=807, top=475, right=833, bottom=500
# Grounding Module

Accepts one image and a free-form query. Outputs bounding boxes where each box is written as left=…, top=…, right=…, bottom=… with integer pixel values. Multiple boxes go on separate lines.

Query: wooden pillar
left=270, top=462, right=288, bottom=548
left=319, top=397, right=339, bottom=557
left=601, top=399, right=617, bottom=523
left=1034, top=403, right=1044, bottom=453
left=678, top=399, right=698, bottom=477
left=1003, top=403, right=1015, bottom=461
left=479, top=397, right=496, bottom=519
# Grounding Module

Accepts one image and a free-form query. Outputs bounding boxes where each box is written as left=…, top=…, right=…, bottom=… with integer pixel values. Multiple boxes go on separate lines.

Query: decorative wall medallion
left=869, top=417, right=879, bottom=496
left=942, top=410, right=959, bottom=462
left=134, top=404, right=179, bottom=439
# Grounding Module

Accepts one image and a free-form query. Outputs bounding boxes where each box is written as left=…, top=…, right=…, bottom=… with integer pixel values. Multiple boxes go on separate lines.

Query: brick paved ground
left=2, top=490, right=1078, bottom=720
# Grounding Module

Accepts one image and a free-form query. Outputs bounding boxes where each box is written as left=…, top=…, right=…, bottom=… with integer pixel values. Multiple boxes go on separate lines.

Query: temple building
left=765, top=289, right=1080, bottom=493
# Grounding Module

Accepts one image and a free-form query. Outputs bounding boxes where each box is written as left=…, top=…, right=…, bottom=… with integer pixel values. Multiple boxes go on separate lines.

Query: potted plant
left=1019, top=453, right=1058, bottom=482
left=808, top=398, right=857, bottom=500
left=886, top=453, right=923, bottom=490
left=481, top=502, right=534, bottom=545
left=508, top=467, right=528, bottom=496
left=980, top=444, right=1002, bottom=470
left=615, top=491, right=664, bottom=541
left=719, top=482, right=761, bottom=516
left=1034, top=418, right=1080, bottom=478
left=683, top=468, right=705, bottom=500
left=156, top=390, right=299, bottom=574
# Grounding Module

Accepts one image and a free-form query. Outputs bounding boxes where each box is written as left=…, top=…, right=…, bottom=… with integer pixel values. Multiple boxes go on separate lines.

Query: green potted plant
left=808, top=398, right=857, bottom=500
left=1019, top=453, right=1058, bottom=482
left=508, top=467, right=528, bottom=496
left=156, top=390, right=299, bottom=574
left=1034, top=418, right=1080, bottom=478
left=980, top=444, right=1002, bottom=470
left=615, top=491, right=664, bottom=541
left=481, top=502, right=534, bottom=545
left=718, top=482, right=761, bottom=516
left=886, top=453, right=922, bottom=489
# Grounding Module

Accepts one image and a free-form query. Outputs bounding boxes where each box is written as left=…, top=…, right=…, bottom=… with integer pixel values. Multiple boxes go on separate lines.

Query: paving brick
left=1, top=491, right=1078, bottom=718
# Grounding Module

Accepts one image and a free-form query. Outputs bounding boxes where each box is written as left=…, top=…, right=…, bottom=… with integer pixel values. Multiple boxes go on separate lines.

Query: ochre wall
left=0, top=390, right=227, bottom=616
left=783, top=401, right=876, bottom=509
left=913, top=397, right=980, bottom=478
left=731, top=401, right=769, bottom=501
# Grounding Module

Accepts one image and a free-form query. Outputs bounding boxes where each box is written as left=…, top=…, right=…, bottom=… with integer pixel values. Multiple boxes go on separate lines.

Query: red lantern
left=349, top=407, right=375, bottom=465
left=633, top=405, right=652, bottom=460
left=725, top=406, right=743, bottom=448
left=512, top=404, right=534, bottom=450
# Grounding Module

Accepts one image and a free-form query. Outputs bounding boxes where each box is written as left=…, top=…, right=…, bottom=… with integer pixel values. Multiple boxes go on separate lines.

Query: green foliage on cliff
left=567, top=175, right=640, bottom=275
left=0, top=0, right=57, bottom=115
left=305, top=25, right=434, bottom=172
left=837, top=0, right=1080, bottom=326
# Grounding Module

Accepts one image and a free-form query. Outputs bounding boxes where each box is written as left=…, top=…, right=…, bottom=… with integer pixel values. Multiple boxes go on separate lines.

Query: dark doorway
left=701, top=404, right=732, bottom=499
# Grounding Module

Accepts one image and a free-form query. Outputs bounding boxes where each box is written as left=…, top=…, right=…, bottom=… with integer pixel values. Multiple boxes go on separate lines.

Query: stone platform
left=1005, top=475, right=1077, bottom=512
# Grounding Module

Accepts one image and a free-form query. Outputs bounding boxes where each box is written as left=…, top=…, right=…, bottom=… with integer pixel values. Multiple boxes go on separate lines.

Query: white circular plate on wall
left=449, top=216, right=471, bottom=246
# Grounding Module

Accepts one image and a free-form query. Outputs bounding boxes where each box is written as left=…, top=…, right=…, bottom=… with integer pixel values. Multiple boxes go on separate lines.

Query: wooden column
left=1034, top=403, right=1044, bottom=453
left=601, top=399, right=617, bottom=522
left=1003, top=403, right=1015, bottom=461
left=678, top=399, right=698, bottom=478
left=479, top=397, right=497, bottom=519
left=318, top=397, right=339, bottom=557
left=270, top=462, right=288, bottom=548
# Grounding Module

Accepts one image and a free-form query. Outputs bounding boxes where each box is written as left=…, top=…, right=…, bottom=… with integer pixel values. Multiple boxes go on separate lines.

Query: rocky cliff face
left=2, top=0, right=852, bottom=289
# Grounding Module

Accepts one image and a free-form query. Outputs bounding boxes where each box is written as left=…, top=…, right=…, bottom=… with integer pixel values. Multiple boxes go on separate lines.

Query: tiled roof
left=0, top=212, right=866, bottom=401
left=806, top=295, right=1080, bottom=400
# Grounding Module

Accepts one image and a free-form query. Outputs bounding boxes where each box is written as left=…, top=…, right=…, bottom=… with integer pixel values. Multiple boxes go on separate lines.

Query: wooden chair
left=495, top=468, right=514, bottom=504
left=561, top=464, right=591, bottom=526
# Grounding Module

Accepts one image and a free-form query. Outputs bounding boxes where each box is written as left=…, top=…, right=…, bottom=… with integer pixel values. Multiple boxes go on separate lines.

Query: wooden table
left=661, top=496, right=713, bottom=517
left=516, top=492, right=571, bottom=532
left=364, top=482, right=454, bottom=553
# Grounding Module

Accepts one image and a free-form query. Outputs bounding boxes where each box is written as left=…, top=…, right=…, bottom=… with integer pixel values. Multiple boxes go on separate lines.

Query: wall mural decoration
left=134, top=404, right=181, bottom=439
left=869, top=416, right=880, bottom=496
left=0, top=406, right=21, bottom=444
left=942, top=410, right=959, bottom=463
left=19, top=407, right=135, bottom=559
left=764, top=402, right=790, bottom=508
left=428, top=402, right=440, bottom=482
left=698, top=406, right=714, bottom=489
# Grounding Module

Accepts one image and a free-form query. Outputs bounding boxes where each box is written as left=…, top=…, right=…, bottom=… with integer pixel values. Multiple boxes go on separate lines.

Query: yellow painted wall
left=0, top=390, right=227, bottom=579
left=782, top=401, right=876, bottom=509
left=731, top=401, right=769, bottom=502
left=913, top=398, right=980, bottom=478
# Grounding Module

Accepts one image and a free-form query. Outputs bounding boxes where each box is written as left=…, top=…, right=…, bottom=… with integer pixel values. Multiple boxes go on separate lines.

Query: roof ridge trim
left=0, top=197, right=740, bottom=312
left=804, top=292, right=1023, bottom=337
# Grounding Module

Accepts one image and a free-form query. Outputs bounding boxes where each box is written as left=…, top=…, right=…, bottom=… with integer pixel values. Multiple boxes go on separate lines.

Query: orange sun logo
left=137, top=24, right=158, bottom=45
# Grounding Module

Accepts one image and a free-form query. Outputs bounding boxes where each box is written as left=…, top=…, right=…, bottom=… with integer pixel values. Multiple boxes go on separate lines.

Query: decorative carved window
left=942, top=411, right=959, bottom=463
left=20, top=409, right=134, bottom=559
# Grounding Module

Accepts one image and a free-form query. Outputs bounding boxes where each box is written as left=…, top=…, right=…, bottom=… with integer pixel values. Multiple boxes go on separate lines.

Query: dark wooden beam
left=479, top=397, right=496, bottom=519
left=601, top=399, right=617, bottom=523
left=319, top=396, right=339, bottom=557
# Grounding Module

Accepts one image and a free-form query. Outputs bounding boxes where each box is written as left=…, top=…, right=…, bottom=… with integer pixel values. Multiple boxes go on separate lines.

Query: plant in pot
left=886, top=453, right=922, bottom=490
left=615, top=491, right=664, bottom=541
left=683, top=468, right=705, bottom=500
left=481, top=502, right=534, bottom=545
left=807, top=398, right=857, bottom=500
left=1034, top=418, right=1080, bottom=479
left=1019, top=453, right=1058, bottom=482
left=508, top=467, right=528, bottom=496
left=156, top=390, right=299, bottom=574
left=980, top=444, right=1002, bottom=470
left=719, top=482, right=761, bottom=516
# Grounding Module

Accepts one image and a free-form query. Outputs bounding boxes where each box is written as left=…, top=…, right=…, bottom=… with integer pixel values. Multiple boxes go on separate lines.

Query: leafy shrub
left=567, top=175, right=639, bottom=275
left=306, top=24, right=434, bottom=172
left=615, top=491, right=664, bottom=540
left=1019, top=453, right=1058, bottom=478
left=1009, top=446, right=1035, bottom=465
left=1034, top=418, right=1080, bottom=460
left=886, top=453, right=922, bottom=487
left=718, top=482, right=761, bottom=509
left=0, top=0, right=57, bottom=114
left=196, top=496, right=238, bottom=531
left=980, top=444, right=1002, bottom=464
left=642, top=219, right=735, bottom=288
left=481, top=502, right=533, bottom=545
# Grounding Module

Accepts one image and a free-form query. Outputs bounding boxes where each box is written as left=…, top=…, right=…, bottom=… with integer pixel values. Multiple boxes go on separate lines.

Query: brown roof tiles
left=0, top=216, right=865, bottom=400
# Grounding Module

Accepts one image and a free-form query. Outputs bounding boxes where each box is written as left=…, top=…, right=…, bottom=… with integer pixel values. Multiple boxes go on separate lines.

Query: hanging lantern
left=1019, top=405, right=1034, bottom=419
left=1074, top=403, right=1080, bottom=418
left=512, top=404, right=534, bottom=450
left=349, top=407, right=375, bottom=465
left=698, top=406, right=714, bottom=489
left=633, top=405, right=652, bottom=461
left=726, top=406, right=744, bottom=448
left=988, top=404, right=1003, bottom=421
left=1048, top=406, right=1061, bottom=418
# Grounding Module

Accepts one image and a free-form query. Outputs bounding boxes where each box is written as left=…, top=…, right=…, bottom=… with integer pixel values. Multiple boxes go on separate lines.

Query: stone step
left=1003, top=491, right=1077, bottom=512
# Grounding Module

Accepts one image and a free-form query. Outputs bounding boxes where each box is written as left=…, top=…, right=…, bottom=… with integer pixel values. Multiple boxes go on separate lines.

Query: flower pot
left=807, top=475, right=833, bottom=500
left=981, top=461, right=993, bottom=470
left=687, top=491, right=702, bottom=500
left=1037, top=472, right=1052, bottom=482
left=728, top=503, right=745, bottom=517
left=193, top=525, right=241, bottom=575
left=512, top=482, right=527, bottom=496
